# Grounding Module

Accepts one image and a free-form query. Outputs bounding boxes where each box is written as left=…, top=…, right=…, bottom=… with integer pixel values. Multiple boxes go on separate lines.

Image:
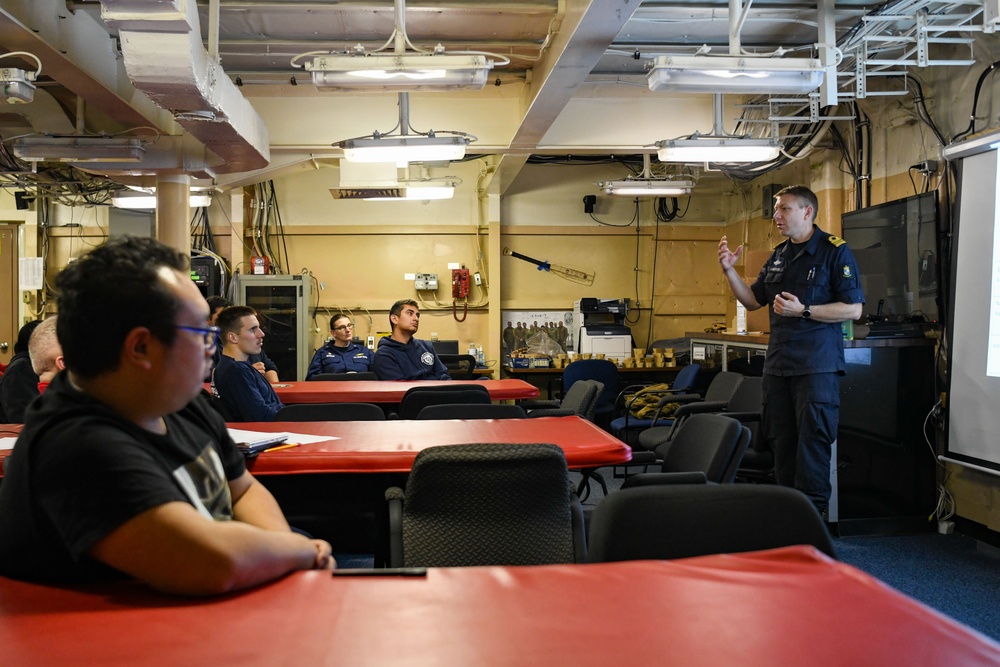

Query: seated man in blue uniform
left=207, top=297, right=278, bottom=382
left=212, top=306, right=284, bottom=421
left=719, top=184, right=864, bottom=516
left=373, top=299, right=451, bottom=381
left=0, top=237, right=333, bottom=595
left=306, top=313, right=374, bottom=378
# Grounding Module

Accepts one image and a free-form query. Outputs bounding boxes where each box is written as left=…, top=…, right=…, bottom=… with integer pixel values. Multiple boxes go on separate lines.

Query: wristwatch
left=802, top=305, right=812, bottom=319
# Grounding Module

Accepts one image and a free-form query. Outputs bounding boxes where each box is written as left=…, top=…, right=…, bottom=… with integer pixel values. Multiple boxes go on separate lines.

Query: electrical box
left=414, top=273, right=438, bottom=291
left=452, top=268, right=470, bottom=298
left=234, top=274, right=311, bottom=380
left=190, top=256, right=222, bottom=298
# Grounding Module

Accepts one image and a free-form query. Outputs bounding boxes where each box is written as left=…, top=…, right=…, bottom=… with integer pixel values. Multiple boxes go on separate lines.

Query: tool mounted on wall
left=502, top=247, right=595, bottom=286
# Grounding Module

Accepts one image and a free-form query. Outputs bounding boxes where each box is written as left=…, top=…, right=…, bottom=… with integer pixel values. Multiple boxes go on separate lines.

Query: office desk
left=207, top=378, right=539, bottom=404
left=503, top=365, right=682, bottom=399
left=243, top=416, right=630, bottom=474
left=2, top=546, right=997, bottom=667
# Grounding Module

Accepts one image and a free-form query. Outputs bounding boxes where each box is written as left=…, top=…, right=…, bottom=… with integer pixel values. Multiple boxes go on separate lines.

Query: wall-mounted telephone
left=452, top=268, right=470, bottom=298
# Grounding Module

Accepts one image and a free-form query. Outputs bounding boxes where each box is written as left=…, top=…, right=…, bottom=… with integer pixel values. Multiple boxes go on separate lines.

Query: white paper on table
left=226, top=429, right=336, bottom=446
left=0, top=437, right=18, bottom=451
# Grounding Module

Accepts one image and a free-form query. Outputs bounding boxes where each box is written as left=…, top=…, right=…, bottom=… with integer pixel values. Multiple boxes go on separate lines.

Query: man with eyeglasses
left=0, top=237, right=334, bottom=595
left=306, top=313, right=374, bottom=378
left=212, top=306, right=284, bottom=422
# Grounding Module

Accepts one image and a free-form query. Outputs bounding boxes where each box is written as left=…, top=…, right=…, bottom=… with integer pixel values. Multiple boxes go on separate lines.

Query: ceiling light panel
left=600, top=179, right=694, bottom=196
left=12, top=137, right=147, bottom=163
left=647, top=55, right=824, bottom=94
left=656, top=138, right=781, bottom=163
left=308, top=54, right=492, bottom=92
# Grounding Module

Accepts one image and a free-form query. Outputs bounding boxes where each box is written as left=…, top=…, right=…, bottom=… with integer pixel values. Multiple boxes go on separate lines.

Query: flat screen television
left=840, top=192, right=939, bottom=322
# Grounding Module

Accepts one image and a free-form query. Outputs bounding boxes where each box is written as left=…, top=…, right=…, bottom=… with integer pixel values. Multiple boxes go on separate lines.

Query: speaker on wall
left=762, top=183, right=783, bottom=219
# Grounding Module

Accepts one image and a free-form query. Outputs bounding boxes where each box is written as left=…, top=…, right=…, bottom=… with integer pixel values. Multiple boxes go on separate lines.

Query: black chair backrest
left=726, top=376, right=763, bottom=413
left=655, top=413, right=749, bottom=483
left=273, top=402, right=385, bottom=421
left=309, top=372, right=377, bottom=381
left=703, top=371, right=745, bottom=403
left=587, top=484, right=836, bottom=563
left=416, top=403, right=527, bottom=420
left=202, top=388, right=240, bottom=422
left=559, top=380, right=602, bottom=421
left=438, top=354, right=477, bottom=380
left=392, top=443, right=579, bottom=566
left=398, top=384, right=491, bottom=419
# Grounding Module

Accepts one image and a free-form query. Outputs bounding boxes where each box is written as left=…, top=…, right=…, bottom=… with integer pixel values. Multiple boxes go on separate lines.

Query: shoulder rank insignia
left=842, top=264, right=853, bottom=278
left=828, top=235, right=846, bottom=247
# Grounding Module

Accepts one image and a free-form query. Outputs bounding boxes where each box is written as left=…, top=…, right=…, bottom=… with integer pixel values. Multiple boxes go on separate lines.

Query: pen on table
left=264, top=443, right=300, bottom=453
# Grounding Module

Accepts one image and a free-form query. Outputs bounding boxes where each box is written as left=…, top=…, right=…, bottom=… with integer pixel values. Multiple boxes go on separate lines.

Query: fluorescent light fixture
left=112, top=193, right=211, bottom=209
left=307, top=54, right=492, bottom=92
left=340, top=135, right=469, bottom=164
left=600, top=179, right=694, bottom=197
left=647, top=55, right=824, bottom=94
left=1, top=68, right=35, bottom=104
left=12, top=137, right=147, bottom=163
left=364, top=181, right=457, bottom=201
left=656, top=137, right=781, bottom=163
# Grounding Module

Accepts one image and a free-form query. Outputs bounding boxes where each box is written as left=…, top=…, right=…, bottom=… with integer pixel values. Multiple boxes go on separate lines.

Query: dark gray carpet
left=835, top=532, right=1000, bottom=642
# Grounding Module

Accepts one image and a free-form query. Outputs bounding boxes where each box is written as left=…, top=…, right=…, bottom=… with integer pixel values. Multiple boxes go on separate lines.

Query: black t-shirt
left=0, top=373, right=246, bottom=584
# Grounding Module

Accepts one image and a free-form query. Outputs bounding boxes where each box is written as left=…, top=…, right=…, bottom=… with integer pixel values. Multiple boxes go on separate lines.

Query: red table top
left=205, top=378, right=539, bottom=404
left=243, top=416, right=629, bottom=473
left=0, top=417, right=629, bottom=477
left=1, top=546, right=997, bottom=667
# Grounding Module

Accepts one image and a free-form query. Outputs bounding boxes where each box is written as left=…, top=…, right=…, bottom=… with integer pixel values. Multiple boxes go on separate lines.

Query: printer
left=573, top=298, right=632, bottom=358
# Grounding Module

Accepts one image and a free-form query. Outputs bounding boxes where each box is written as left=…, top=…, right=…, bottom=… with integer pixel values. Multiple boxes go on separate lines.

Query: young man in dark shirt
left=212, top=306, right=284, bottom=421
left=0, top=237, right=333, bottom=595
left=373, top=299, right=450, bottom=381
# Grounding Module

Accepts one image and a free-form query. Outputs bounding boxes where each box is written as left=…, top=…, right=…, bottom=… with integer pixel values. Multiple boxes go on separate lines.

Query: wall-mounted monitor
left=841, top=192, right=939, bottom=322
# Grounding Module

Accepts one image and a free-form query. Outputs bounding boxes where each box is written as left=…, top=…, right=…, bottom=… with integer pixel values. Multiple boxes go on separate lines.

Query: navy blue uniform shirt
left=750, top=226, right=864, bottom=376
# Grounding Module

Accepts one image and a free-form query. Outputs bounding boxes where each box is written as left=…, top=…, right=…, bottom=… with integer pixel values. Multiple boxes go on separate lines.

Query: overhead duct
left=99, top=0, right=269, bottom=173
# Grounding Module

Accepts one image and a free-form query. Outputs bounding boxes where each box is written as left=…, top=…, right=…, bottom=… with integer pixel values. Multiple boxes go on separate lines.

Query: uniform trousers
left=761, top=372, right=841, bottom=513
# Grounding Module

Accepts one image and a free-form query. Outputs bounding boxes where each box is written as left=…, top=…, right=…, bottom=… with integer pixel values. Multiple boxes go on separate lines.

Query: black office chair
left=560, top=359, right=619, bottom=429
left=273, top=402, right=385, bottom=421
left=385, top=443, right=586, bottom=567
left=609, top=363, right=702, bottom=445
left=587, top=484, right=836, bottom=563
left=523, top=380, right=602, bottom=421
left=438, top=354, right=477, bottom=380
left=308, top=372, right=378, bottom=381
left=634, top=371, right=746, bottom=454
left=416, top=403, right=527, bottom=420
left=397, top=384, right=491, bottom=419
left=637, top=375, right=763, bottom=459
left=622, top=414, right=751, bottom=487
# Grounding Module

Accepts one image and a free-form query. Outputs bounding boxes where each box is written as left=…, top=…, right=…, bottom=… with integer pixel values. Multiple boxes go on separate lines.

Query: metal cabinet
left=234, top=274, right=311, bottom=381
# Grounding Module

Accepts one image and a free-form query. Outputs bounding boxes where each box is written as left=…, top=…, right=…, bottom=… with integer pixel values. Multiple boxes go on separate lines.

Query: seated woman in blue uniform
left=306, top=313, right=374, bottom=378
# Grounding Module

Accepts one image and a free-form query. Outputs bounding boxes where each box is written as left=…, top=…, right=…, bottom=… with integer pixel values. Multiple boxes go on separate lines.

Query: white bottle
left=468, top=343, right=478, bottom=359
left=476, top=345, right=484, bottom=366
left=736, top=301, right=747, bottom=334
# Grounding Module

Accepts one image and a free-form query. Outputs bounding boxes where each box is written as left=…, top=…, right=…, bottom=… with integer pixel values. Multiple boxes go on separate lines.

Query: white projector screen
left=947, top=147, right=1000, bottom=470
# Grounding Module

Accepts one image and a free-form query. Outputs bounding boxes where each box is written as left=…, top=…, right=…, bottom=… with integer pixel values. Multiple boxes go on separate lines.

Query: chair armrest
left=621, top=471, right=709, bottom=488
left=527, top=408, right=576, bottom=418
left=672, top=400, right=729, bottom=417
left=723, top=411, right=762, bottom=423
left=520, top=399, right=561, bottom=410
left=657, top=393, right=703, bottom=406
left=627, top=449, right=658, bottom=466
left=385, top=487, right=405, bottom=568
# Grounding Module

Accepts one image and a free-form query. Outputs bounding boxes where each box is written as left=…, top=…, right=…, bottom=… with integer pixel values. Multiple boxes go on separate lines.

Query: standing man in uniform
left=718, top=185, right=864, bottom=515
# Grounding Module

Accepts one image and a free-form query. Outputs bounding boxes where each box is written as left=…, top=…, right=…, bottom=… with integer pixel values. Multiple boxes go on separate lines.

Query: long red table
left=205, top=378, right=539, bottom=404
left=0, top=416, right=628, bottom=478
left=2, top=546, right=998, bottom=666
left=241, top=416, right=630, bottom=474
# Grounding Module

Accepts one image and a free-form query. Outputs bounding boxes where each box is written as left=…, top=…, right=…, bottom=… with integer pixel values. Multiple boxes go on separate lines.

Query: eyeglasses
left=174, top=325, right=221, bottom=349
left=333, top=323, right=354, bottom=332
